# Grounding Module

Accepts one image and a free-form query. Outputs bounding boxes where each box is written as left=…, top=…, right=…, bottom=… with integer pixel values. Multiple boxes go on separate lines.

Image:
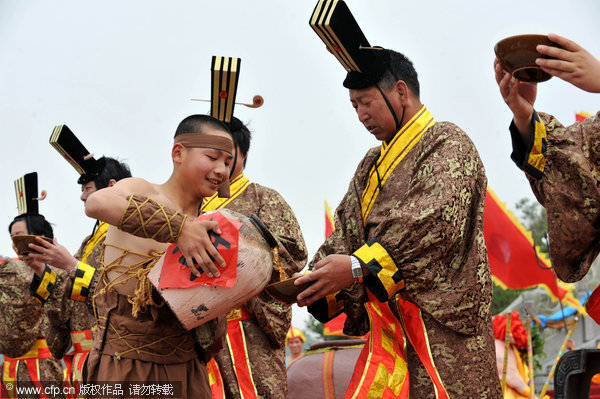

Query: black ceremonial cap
left=14, top=172, right=43, bottom=216
left=211, top=56, right=242, bottom=124
left=49, top=125, right=106, bottom=184
left=310, top=0, right=390, bottom=89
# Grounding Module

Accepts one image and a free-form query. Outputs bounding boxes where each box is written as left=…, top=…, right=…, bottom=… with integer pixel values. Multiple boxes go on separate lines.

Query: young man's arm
left=85, top=178, right=226, bottom=278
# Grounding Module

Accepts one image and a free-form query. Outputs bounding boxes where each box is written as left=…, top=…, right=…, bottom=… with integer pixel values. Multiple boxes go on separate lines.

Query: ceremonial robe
left=0, top=257, right=64, bottom=395
left=309, top=106, right=502, bottom=398
left=201, top=175, right=307, bottom=399
left=509, top=110, right=600, bottom=282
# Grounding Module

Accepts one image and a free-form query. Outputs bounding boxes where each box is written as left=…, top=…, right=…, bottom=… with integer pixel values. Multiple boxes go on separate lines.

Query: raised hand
left=536, top=33, right=600, bottom=93
left=28, top=237, right=79, bottom=272
left=494, top=59, right=538, bottom=141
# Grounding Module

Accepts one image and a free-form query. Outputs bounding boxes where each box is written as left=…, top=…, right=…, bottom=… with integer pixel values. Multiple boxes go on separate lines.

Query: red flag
left=325, top=200, right=334, bottom=238
left=158, top=211, right=242, bottom=289
left=576, top=110, right=593, bottom=122
left=484, top=188, right=568, bottom=301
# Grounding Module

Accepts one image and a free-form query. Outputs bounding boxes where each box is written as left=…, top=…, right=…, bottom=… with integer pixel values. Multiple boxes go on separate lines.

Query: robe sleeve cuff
left=353, top=239, right=405, bottom=302
left=307, top=290, right=345, bottom=323
left=70, top=262, right=96, bottom=302
left=29, top=265, right=57, bottom=303
left=509, top=110, right=547, bottom=179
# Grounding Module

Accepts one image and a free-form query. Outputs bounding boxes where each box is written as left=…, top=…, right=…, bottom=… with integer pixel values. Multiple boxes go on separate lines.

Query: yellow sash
left=201, top=173, right=251, bottom=212
left=361, top=105, right=434, bottom=223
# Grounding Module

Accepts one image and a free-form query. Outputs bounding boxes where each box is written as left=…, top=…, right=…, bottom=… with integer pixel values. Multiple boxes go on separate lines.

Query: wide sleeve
left=514, top=111, right=600, bottom=282
left=244, top=187, right=308, bottom=347
left=354, top=125, right=489, bottom=335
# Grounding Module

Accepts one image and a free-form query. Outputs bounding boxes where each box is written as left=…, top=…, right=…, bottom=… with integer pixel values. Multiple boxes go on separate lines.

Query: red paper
left=158, top=211, right=242, bottom=289
left=587, top=286, right=600, bottom=325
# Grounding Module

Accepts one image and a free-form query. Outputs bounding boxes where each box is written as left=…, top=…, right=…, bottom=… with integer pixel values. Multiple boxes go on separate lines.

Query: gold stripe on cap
left=211, top=57, right=241, bottom=124
left=310, top=0, right=362, bottom=72
left=14, top=177, right=27, bottom=215
left=225, top=58, right=239, bottom=124
left=49, top=125, right=86, bottom=175
left=323, top=1, right=362, bottom=72
left=212, top=56, right=223, bottom=121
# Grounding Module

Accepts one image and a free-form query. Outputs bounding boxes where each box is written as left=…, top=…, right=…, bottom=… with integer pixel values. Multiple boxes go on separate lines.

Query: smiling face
left=349, top=83, right=404, bottom=142
left=287, top=337, right=304, bottom=356
left=176, top=128, right=233, bottom=199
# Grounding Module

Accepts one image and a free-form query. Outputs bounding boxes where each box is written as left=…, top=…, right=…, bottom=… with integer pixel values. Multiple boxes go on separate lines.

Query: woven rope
left=118, top=195, right=187, bottom=243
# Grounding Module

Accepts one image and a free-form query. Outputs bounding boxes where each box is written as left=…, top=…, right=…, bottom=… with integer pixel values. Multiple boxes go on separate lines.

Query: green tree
left=514, top=197, right=548, bottom=254
left=305, top=315, right=325, bottom=341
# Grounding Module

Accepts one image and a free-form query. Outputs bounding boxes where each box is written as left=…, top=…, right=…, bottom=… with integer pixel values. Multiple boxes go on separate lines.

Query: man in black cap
left=295, top=1, right=501, bottom=397
left=1, top=173, right=64, bottom=396
left=26, top=126, right=132, bottom=387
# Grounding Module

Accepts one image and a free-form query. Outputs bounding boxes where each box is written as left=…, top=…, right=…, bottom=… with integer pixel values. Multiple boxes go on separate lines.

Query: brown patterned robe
left=202, top=180, right=307, bottom=398
left=0, top=257, right=64, bottom=388
left=509, top=110, right=600, bottom=282
left=35, top=230, right=100, bottom=360
left=309, top=117, right=502, bottom=398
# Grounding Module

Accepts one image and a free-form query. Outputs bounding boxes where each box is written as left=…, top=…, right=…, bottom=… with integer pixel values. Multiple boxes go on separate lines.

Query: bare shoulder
left=112, top=177, right=160, bottom=197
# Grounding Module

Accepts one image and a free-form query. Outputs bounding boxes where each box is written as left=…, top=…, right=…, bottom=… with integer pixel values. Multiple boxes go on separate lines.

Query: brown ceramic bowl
left=265, top=276, right=312, bottom=304
left=11, top=235, right=53, bottom=255
left=494, top=34, right=560, bottom=82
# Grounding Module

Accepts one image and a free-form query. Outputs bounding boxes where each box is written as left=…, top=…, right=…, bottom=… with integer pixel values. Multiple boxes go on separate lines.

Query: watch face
left=351, top=259, right=363, bottom=278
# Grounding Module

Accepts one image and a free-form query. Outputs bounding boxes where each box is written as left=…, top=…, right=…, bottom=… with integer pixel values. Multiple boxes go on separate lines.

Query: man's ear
left=395, top=80, right=409, bottom=106
left=172, top=143, right=186, bottom=164
left=107, top=179, right=117, bottom=187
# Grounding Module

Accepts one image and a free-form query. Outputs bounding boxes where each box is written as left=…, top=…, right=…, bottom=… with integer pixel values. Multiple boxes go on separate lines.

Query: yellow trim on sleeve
left=70, top=262, right=96, bottom=302
left=527, top=114, right=547, bottom=173
left=34, top=268, right=57, bottom=302
left=354, top=241, right=404, bottom=300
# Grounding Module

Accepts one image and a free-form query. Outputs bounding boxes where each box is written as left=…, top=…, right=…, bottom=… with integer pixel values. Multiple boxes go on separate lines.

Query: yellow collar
left=81, top=221, right=108, bottom=264
left=201, top=173, right=251, bottom=212
left=361, top=105, right=435, bottom=223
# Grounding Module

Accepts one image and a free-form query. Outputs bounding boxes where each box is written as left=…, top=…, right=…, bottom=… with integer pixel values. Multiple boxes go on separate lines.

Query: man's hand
left=536, top=33, right=600, bottom=93
left=177, top=219, right=226, bottom=278
left=494, top=59, right=538, bottom=142
left=295, top=254, right=355, bottom=307
left=19, top=253, right=46, bottom=277
left=28, top=237, right=78, bottom=272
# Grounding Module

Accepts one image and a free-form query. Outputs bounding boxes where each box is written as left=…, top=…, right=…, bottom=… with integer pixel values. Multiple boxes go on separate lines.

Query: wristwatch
left=350, top=255, right=363, bottom=282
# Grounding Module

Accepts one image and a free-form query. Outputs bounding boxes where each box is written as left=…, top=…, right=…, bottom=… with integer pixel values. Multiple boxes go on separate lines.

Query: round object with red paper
left=148, top=209, right=274, bottom=329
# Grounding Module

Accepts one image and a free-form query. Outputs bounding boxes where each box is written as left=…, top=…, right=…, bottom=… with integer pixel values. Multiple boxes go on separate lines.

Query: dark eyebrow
left=206, top=148, right=234, bottom=160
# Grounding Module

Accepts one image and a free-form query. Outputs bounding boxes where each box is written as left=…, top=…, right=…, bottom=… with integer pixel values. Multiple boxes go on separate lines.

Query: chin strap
left=229, top=147, right=238, bottom=179
left=373, top=83, right=406, bottom=191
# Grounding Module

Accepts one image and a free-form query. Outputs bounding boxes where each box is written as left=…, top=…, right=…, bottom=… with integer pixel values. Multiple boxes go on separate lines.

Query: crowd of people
left=1, top=0, right=599, bottom=398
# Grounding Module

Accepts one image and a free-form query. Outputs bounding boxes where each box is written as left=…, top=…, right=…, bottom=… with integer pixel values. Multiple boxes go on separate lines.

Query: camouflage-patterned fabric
left=0, top=257, right=64, bottom=387
left=310, top=120, right=502, bottom=398
left=510, top=110, right=600, bottom=282
left=203, top=180, right=308, bottom=399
